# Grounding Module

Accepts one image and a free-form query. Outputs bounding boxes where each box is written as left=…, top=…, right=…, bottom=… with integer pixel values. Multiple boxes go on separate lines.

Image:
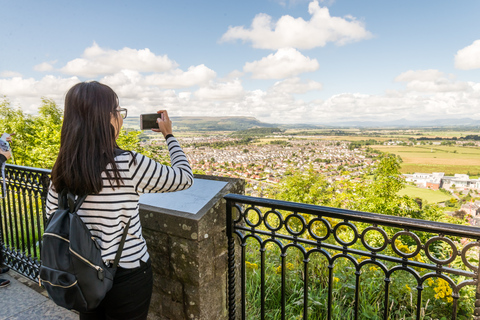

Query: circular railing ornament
left=391, top=231, right=421, bottom=259
left=424, top=236, right=457, bottom=265
left=263, top=210, right=283, bottom=232
left=244, top=206, right=263, bottom=228
left=461, top=242, right=480, bottom=272
left=285, top=214, right=307, bottom=236
left=361, top=226, right=389, bottom=252
left=333, top=221, right=359, bottom=247
left=307, top=218, right=331, bottom=241
left=233, top=204, right=243, bottom=223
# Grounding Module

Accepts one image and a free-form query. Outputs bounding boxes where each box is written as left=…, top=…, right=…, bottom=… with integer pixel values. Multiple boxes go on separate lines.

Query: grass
left=398, top=185, right=452, bottom=204
left=373, top=145, right=480, bottom=175
left=412, top=130, right=480, bottom=138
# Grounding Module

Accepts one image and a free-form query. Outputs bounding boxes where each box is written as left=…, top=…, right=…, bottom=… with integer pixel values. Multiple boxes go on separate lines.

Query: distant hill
left=124, top=116, right=275, bottom=131
left=123, top=116, right=480, bottom=131
left=327, top=118, right=480, bottom=128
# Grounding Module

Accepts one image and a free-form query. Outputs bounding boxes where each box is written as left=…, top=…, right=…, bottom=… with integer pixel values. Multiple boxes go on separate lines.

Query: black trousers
left=80, top=259, right=153, bottom=320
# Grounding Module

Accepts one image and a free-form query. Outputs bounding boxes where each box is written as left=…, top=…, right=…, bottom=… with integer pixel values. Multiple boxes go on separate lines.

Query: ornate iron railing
left=0, top=164, right=51, bottom=281
left=226, top=194, right=480, bottom=320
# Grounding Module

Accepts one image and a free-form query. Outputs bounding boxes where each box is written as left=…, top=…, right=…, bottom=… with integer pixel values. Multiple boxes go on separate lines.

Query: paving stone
left=0, top=272, right=77, bottom=320
left=6, top=299, right=77, bottom=320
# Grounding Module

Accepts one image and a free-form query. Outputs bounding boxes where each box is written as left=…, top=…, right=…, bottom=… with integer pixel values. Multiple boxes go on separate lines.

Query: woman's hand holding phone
left=152, top=110, right=173, bottom=138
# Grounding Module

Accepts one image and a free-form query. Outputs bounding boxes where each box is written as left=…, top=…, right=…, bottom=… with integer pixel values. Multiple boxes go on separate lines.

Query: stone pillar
left=139, top=175, right=244, bottom=320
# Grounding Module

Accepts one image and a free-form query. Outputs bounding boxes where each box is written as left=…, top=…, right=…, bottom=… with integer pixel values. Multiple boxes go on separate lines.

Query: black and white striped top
left=46, top=136, right=194, bottom=269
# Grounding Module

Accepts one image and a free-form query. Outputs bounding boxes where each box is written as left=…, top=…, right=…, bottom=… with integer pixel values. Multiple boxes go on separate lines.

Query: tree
left=27, top=98, right=63, bottom=168
left=0, top=98, right=34, bottom=166
left=353, top=154, right=422, bottom=218
left=0, top=97, right=63, bottom=168
left=268, top=154, right=422, bottom=218
left=453, top=210, right=467, bottom=220
left=268, top=167, right=333, bottom=206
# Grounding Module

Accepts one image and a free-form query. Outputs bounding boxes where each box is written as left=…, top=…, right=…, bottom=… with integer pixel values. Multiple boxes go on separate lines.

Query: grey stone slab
left=0, top=273, right=48, bottom=320
left=6, top=299, right=78, bottom=320
left=140, top=178, right=227, bottom=214
left=0, top=272, right=77, bottom=320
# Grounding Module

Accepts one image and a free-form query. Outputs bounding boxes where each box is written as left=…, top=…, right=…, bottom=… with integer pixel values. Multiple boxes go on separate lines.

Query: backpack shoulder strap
left=112, top=218, right=131, bottom=268
left=67, top=192, right=87, bottom=213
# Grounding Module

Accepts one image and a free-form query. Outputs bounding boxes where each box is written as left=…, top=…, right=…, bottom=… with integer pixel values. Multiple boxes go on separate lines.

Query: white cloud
left=220, top=0, right=372, bottom=50
left=405, top=80, right=470, bottom=93
left=194, top=79, right=245, bottom=100
left=0, top=75, right=79, bottom=112
left=271, top=77, right=322, bottom=94
left=395, top=69, right=445, bottom=82
left=2, top=71, right=480, bottom=124
left=395, top=69, right=469, bottom=93
left=224, top=70, right=245, bottom=80
left=243, top=48, right=319, bottom=79
left=34, top=61, right=56, bottom=72
left=0, top=75, right=78, bottom=98
left=310, top=89, right=480, bottom=123
left=3, top=44, right=480, bottom=125
left=0, top=71, right=22, bottom=78
left=59, top=43, right=177, bottom=77
left=144, top=65, right=216, bottom=88
left=272, top=0, right=311, bottom=7
left=455, top=40, right=480, bottom=70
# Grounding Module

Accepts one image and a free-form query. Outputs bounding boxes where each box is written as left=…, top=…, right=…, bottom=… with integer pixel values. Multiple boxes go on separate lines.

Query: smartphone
left=140, top=113, right=162, bottom=130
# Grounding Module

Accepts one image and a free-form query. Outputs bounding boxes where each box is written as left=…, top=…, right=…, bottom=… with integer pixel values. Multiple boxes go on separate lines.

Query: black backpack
left=39, top=190, right=130, bottom=312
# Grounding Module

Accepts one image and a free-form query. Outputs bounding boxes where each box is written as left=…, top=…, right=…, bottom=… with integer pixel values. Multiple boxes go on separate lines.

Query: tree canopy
left=267, top=153, right=464, bottom=225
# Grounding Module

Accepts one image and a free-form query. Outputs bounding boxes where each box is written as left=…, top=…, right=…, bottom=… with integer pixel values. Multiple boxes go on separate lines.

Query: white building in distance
left=404, top=173, right=480, bottom=191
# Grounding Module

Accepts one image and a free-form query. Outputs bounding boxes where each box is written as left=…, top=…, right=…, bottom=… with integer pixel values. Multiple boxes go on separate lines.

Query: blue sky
left=1, top=0, right=480, bottom=124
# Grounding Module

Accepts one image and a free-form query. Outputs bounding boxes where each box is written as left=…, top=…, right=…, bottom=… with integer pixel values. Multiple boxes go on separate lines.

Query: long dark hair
left=51, top=81, right=124, bottom=195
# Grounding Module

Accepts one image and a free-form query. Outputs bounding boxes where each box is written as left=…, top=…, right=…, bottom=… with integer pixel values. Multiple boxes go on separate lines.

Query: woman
left=46, top=81, right=193, bottom=320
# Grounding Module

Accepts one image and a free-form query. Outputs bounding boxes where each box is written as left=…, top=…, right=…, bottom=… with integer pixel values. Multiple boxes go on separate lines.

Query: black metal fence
left=0, top=164, right=50, bottom=281
left=226, top=194, right=480, bottom=320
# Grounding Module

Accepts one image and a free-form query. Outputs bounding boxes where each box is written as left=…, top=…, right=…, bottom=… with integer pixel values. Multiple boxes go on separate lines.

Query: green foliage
left=445, top=198, right=458, bottom=208
left=355, top=154, right=421, bottom=218
left=0, top=97, right=62, bottom=168
left=27, top=98, right=63, bottom=168
left=348, top=139, right=379, bottom=150
left=273, top=167, right=332, bottom=206
left=267, top=153, right=468, bottom=227
left=268, top=155, right=422, bottom=218
left=269, top=140, right=291, bottom=146
left=186, top=137, right=253, bottom=149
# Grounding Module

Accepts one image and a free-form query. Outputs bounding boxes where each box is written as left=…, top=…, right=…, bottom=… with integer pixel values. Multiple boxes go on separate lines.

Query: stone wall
left=140, top=175, right=244, bottom=320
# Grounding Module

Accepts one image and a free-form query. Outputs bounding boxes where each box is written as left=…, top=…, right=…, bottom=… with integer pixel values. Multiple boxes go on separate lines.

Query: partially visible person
left=0, top=134, right=12, bottom=288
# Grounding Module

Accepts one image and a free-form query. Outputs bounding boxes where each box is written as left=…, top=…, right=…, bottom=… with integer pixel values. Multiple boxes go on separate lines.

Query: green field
left=398, top=185, right=452, bottom=204
left=412, top=130, right=480, bottom=138
left=374, top=145, right=480, bottom=175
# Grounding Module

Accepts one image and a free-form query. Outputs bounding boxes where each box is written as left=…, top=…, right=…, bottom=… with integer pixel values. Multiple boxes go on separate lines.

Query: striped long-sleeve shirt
left=46, top=136, right=194, bottom=268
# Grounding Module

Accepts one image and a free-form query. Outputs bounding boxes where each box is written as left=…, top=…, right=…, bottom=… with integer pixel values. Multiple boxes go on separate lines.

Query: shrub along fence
left=226, top=194, right=480, bottom=320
